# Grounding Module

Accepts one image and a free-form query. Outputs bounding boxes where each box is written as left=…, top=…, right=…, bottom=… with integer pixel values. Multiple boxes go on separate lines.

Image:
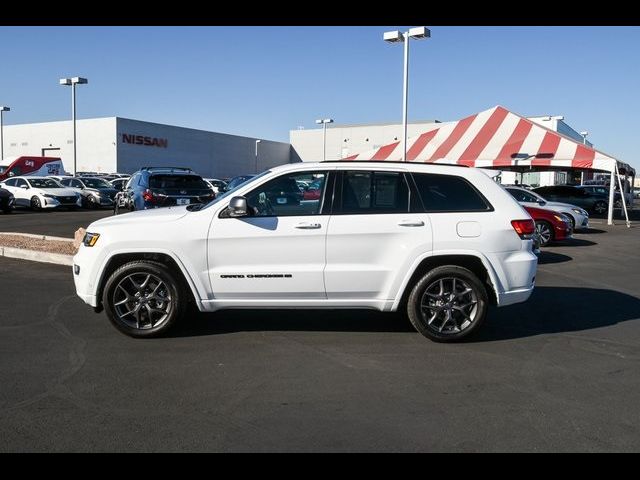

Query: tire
left=88, top=195, right=99, bottom=209
left=407, top=265, right=488, bottom=342
left=614, top=199, right=622, bottom=209
left=535, top=220, right=554, bottom=246
left=593, top=201, right=607, bottom=215
left=103, top=260, right=186, bottom=338
left=30, top=196, right=42, bottom=211
left=566, top=214, right=575, bottom=231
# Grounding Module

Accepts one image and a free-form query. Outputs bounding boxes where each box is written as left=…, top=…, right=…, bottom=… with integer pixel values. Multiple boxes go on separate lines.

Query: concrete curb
left=0, top=231, right=74, bottom=242
left=0, top=246, right=73, bottom=266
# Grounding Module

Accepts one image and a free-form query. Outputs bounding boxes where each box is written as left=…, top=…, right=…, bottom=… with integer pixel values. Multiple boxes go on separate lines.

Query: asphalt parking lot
left=0, top=208, right=113, bottom=238
left=1, top=221, right=639, bottom=452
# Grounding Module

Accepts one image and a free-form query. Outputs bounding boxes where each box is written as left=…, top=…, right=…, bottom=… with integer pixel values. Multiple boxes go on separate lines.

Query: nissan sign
left=122, top=134, right=168, bottom=148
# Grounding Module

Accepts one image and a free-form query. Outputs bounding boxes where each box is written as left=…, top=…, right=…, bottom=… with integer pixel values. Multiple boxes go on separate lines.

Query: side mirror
left=21, top=185, right=29, bottom=189
left=537, top=200, right=546, bottom=206
left=228, top=196, right=248, bottom=217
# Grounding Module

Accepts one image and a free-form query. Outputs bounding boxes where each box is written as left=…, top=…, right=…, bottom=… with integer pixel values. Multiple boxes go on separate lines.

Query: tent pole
left=608, top=170, right=615, bottom=225
left=615, top=163, right=631, bottom=228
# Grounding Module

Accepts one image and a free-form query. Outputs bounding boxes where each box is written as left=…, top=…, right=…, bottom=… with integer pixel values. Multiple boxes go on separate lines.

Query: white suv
left=73, top=161, right=538, bottom=342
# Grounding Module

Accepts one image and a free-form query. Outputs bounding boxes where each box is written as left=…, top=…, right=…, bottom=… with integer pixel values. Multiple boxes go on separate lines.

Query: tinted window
left=82, top=178, right=112, bottom=189
left=27, top=178, right=62, bottom=189
left=4, top=178, right=16, bottom=186
left=149, top=175, right=209, bottom=189
left=15, top=178, right=28, bottom=187
left=412, top=173, right=490, bottom=212
left=339, top=171, right=409, bottom=214
left=245, top=171, right=326, bottom=217
left=506, top=188, right=538, bottom=203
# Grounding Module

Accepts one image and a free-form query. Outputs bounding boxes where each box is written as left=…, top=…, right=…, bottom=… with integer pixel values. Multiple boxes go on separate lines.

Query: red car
left=524, top=206, right=573, bottom=246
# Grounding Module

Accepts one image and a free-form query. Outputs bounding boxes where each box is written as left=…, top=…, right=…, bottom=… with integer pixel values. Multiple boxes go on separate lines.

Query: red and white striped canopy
left=344, top=105, right=634, bottom=176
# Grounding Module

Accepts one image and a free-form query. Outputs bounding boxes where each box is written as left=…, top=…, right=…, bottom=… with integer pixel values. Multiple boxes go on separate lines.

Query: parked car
left=72, top=161, right=538, bottom=342
left=578, top=185, right=629, bottom=209
left=115, top=167, right=214, bottom=213
left=502, top=183, right=535, bottom=190
left=0, top=186, right=15, bottom=213
left=204, top=178, right=227, bottom=195
left=48, top=175, right=73, bottom=183
left=533, top=185, right=608, bottom=214
left=504, top=186, right=589, bottom=230
left=109, top=178, right=129, bottom=192
left=634, top=187, right=640, bottom=199
left=524, top=205, right=572, bottom=247
left=223, top=175, right=256, bottom=193
left=0, top=176, right=80, bottom=210
left=59, top=177, right=119, bottom=209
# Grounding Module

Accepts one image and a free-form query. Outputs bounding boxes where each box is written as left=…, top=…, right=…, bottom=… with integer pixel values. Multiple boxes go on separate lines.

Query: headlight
left=83, top=232, right=100, bottom=247
left=43, top=194, right=55, bottom=198
left=572, top=208, right=586, bottom=215
left=553, top=214, right=568, bottom=223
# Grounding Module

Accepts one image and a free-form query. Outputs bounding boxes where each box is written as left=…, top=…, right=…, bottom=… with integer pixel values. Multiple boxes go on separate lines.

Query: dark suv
left=533, top=185, right=608, bottom=214
left=115, top=167, right=214, bottom=214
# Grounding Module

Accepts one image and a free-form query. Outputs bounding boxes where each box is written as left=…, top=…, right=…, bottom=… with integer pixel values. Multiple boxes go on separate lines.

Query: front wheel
left=407, top=266, right=488, bottom=342
left=593, top=201, right=607, bottom=215
left=535, top=220, right=554, bottom=246
left=103, top=261, right=186, bottom=338
left=30, top=196, right=42, bottom=211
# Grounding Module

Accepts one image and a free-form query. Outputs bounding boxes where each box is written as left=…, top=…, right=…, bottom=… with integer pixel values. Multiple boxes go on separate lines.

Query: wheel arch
left=94, top=251, right=201, bottom=313
left=392, top=252, right=500, bottom=311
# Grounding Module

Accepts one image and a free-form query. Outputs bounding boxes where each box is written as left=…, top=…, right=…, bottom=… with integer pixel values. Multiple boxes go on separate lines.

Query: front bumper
left=43, top=196, right=81, bottom=208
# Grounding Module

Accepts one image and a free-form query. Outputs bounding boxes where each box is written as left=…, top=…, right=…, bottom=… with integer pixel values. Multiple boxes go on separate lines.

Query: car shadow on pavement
left=575, top=228, right=606, bottom=234
left=537, top=251, right=573, bottom=265
left=556, top=238, right=597, bottom=247
left=475, top=286, right=640, bottom=342
left=170, top=287, right=640, bottom=340
left=172, top=309, right=415, bottom=337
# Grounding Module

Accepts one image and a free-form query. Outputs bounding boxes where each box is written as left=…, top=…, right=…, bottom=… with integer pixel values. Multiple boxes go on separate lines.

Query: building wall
left=3, top=117, right=292, bottom=179
left=2, top=118, right=117, bottom=174
left=114, top=118, right=292, bottom=178
left=290, top=121, right=440, bottom=162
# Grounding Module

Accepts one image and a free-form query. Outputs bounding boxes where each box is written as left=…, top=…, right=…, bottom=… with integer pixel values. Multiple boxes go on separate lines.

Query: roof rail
left=140, top=166, right=194, bottom=172
left=320, top=160, right=469, bottom=168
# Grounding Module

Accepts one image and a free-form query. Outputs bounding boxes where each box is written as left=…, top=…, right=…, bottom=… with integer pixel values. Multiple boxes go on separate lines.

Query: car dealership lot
left=0, top=225, right=639, bottom=452
left=0, top=208, right=112, bottom=237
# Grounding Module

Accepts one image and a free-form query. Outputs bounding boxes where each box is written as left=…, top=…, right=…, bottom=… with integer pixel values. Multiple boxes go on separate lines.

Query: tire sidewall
left=407, top=265, right=488, bottom=342
left=103, top=261, right=184, bottom=338
left=31, top=196, right=41, bottom=210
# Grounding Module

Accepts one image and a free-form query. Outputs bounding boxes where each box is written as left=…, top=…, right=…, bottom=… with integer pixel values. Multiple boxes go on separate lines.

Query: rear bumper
left=497, top=285, right=535, bottom=306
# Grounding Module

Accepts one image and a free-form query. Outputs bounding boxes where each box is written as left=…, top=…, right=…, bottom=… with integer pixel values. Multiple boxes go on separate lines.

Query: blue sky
left=1, top=26, right=639, bottom=170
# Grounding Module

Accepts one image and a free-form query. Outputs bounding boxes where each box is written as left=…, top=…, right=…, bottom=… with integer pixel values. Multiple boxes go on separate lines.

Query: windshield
left=149, top=174, right=209, bottom=189
left=192, top=170, right=271, bottom=211
left=0, top=166, right=5, bottom=174
left=82, top=178, right=112, bottom=189
left=27, top=178, right=62, bottom=189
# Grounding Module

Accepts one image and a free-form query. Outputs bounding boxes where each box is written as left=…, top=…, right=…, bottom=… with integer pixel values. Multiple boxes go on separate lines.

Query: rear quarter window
left=411, top=173, right=492, bottom=212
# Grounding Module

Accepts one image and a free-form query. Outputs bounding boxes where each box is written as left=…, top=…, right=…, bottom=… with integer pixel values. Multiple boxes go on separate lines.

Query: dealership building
left=2, top=117, right=292, bottom=179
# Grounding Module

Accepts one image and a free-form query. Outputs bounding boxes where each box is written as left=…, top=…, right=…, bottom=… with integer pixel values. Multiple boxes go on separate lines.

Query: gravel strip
left=0, top=234, right=78, bottom=256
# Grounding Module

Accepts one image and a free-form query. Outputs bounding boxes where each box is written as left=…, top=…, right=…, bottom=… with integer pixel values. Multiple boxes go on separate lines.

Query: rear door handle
left=294, top=222, right=321, bottom=229
left=397, top=220, right=425, bottom=227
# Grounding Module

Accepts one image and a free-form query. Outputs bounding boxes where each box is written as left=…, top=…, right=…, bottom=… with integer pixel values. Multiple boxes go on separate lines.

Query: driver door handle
left=397, top=220, right=425, bottom=227
left=294, top=222, right=321, bottom=229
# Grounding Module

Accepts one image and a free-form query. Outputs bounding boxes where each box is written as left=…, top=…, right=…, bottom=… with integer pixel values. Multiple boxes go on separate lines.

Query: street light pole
left=59, top=77, right=88, bottom=175
left=255, top=139, right=261, bottom=173
left=580, top=131, right=589, bottom=184
left=384, top=27, right=430, bottom=162
left=0, top=106, right=9, bottom=161
left=315, top=118, right=334, bottom=161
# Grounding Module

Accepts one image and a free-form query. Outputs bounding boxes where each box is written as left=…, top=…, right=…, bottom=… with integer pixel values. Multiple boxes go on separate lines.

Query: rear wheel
left=535, top=220, right=554, bottom=246
left=30, top=196, right=42, bottom=211
left=407, top=266, right=488, bottom=342
left=103, top=261, right=186, bottom=338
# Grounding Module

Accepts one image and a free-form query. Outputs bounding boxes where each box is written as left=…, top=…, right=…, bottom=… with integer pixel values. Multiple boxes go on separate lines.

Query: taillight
left=511, top=219, right=535, bottom=239
left=142, top=189, right=167, bottom=203
left=142, top=189, right=154, bottom=202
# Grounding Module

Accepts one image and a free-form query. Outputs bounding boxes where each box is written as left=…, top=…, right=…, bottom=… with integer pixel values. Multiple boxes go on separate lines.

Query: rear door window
left=336, top=171, right=410, bottom=214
